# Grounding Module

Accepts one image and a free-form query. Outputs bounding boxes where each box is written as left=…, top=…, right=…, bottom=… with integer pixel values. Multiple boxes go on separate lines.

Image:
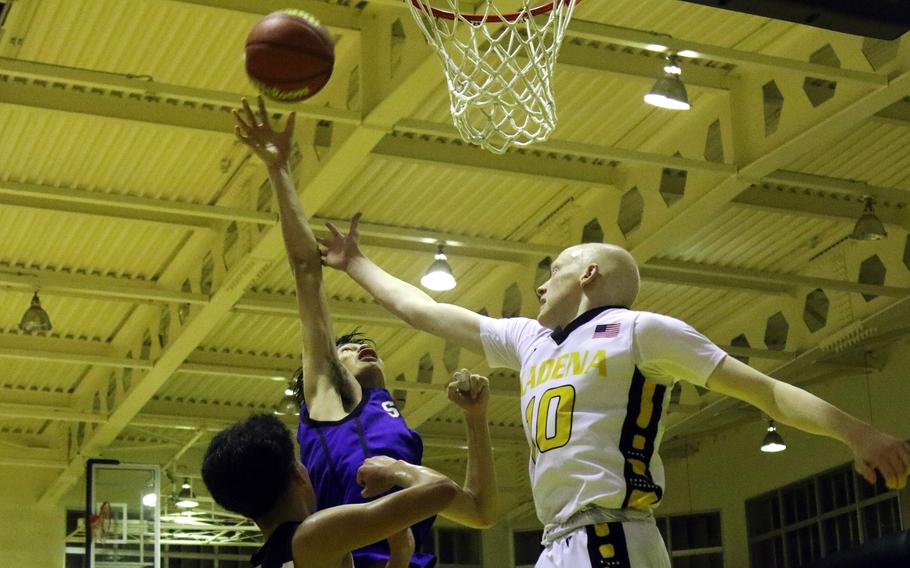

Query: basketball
left=244, top=9, right=334, bottom=102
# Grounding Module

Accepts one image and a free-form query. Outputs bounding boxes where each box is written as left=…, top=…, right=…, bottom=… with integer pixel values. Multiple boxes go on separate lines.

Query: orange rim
left=409, top=0, right=578, bottom=24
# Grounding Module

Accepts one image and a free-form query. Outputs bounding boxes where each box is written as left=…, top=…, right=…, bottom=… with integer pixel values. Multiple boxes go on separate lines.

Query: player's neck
left=257, top=478, right=312, bottom=540
left=561, top=297, right=625, bottom=328
left=257, top=501, right=309, bottom=541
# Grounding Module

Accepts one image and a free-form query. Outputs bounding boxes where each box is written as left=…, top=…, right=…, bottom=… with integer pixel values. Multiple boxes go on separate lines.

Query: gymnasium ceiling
left=1, top=0, right=910, bottom=534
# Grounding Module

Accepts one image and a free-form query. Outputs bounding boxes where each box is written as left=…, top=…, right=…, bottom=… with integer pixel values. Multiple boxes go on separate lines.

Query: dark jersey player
left=233, top=97, right=497, bottom=568
left=203, top=413, right=465, bottom=568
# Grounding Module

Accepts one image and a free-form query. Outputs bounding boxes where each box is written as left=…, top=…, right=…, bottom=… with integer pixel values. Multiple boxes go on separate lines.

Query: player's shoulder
left=291, top=516, right=338, bottom=567
left=628, top=310, right=692, bottom=333
left=493, top=315, right=546, bottom=334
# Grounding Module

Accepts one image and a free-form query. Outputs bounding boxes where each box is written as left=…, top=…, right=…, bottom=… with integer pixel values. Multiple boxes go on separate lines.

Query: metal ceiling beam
left=734, top=185, right=907, bottom=225
left=0, top=266, right=209, bottom=306
left=557, top=42, right=733, bottom=92
left=761, top=170, right=910, bottom=206
left=0, top=402, right=528, bottom=452
left=395, top=119, right=737, bottom=174
left=0, top=453, right=67, bottom=469
left=0, top=58, right=360, bottom=133
left=172, top=0, right=363, bottom=31
left=0, top=190, right=214, bottom=231
left=871, top=97, right=910, bottom=126
left=647, top=259, right=910, bottom=298
left=0, top=344, right=151, bottom=370
left=0, top=179, right=273, bottom=226
left=372, top=134, right=618, bottom=189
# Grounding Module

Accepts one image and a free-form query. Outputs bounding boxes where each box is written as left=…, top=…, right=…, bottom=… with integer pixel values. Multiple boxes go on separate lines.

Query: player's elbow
left=471, top=510, right=498, bottom=529
left=290, top=262, right=326, bottom=294
left=428, top=478, right=460, bottom=511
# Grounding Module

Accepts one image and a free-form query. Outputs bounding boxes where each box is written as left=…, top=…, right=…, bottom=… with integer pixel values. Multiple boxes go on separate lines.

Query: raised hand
left=447, top=369, right=490, bottom=419
left=850, top=427, right=910, bottom=490
left=233, top=96, right=296, bottom=168
left=318, top=212, right=364, bottom=272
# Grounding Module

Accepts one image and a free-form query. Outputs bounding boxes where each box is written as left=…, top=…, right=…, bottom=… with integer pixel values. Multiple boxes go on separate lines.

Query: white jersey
left=480, top=306, right=727, bottom=526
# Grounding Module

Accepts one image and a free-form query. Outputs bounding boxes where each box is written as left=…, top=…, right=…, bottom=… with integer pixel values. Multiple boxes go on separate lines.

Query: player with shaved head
left=320, top=217, right=910, bottom=568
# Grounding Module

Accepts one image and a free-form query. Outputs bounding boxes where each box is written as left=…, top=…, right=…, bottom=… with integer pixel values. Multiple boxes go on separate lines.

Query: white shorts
left=535, top=521, right=671, bottom=568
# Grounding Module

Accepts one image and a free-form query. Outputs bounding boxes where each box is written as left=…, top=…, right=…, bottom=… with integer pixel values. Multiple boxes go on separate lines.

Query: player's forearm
left=761, top=380, right=871, bottom=448
left=385, top=546, right=411, bottom=568
left=709, top=358, right=873, bottom=450
left=460, top=414, right=498, bottom=527
left=346, top=255, right=437, bottom=325
left=268, top=163, right=321, bottom=270
left=438, top=414, right=497, bottom=528
left=305, top=474, right=457, bottom=558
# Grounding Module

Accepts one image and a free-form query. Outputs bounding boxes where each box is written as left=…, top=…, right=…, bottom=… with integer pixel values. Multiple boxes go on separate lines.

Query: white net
left=406, top=0, right=577, bottom=154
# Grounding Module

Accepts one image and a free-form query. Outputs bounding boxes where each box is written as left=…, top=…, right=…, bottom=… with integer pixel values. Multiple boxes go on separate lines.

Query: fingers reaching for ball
left=232, top=97, right=296, bottom=168
left=447, top=369, right=489, bottom=417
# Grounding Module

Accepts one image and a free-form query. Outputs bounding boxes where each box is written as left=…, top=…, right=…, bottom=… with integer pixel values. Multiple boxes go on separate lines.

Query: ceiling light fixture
left=420, top=244, right=456, bottom=292
left=273, top=382, right=299, bottom=416
left=142, top=478, right=157, bottom=507
left=851, top=197, right=887, bottom=241
left=19, top=292, right=52, bottom=332
left=644, top=54, right=691, bottom=111
left=175, top=479, right=198, bottom=509
left=760, top=420, right=787, bottom=453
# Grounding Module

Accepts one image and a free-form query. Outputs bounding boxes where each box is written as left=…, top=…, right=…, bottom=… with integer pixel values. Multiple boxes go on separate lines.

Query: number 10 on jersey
left=524, top=385, right=576, bottom=460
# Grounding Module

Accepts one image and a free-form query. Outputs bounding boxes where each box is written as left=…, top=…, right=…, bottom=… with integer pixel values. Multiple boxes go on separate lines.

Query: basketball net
left=407, top=0, right=577, bottom=154
left=90, top=501, right=112, bottom=543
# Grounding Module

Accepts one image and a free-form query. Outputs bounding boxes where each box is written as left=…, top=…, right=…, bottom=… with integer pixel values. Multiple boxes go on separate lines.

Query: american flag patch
left=593, top=323, right=620, bottom=338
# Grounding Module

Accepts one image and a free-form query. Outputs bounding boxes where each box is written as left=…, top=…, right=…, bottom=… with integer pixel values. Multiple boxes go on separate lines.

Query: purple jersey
left=298, top=388, right=436, bottom=568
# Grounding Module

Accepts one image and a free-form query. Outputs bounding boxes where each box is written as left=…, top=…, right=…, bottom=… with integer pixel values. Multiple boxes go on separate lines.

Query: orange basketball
left=244, top=10, right=335, bottom=102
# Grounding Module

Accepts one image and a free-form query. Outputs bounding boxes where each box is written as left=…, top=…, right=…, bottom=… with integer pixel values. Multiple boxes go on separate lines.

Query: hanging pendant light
left=273, top=383, right=299, bottom=416
left=19, top=292, right=52, bottom=332
left=760, top=420, right=787, bottom=453
left=420, top=244, right=456, bottom=292
left=851, top=197, right=887, bottom=241
left=644, top=54, right=691, bottom=111
left=175, top=479, right=198, bottom=509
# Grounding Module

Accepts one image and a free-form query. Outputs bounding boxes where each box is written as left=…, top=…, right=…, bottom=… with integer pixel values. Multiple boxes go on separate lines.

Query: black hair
left=201, top=414, right=296, bottom=520
left=291, top=328, right=375, bottom=406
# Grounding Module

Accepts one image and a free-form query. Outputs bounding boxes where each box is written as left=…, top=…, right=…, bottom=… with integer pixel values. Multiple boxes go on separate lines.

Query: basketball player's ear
left=579, top=264, right=599, bottom=287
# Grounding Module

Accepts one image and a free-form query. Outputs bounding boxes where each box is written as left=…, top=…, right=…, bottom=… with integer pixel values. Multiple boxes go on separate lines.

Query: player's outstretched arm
left=318, top=214, right=485, bottom=353
left=234, top=97, right=357, bottom=413
left=292, top=458, right=458, bottom=567
left=706, top=356, right=910, bottom=490
left=438, top=370, right=498, bottom=528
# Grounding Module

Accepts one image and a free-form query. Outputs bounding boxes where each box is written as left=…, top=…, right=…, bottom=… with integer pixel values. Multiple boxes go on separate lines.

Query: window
left=656, top=512, right=724, bottom=568
left=746, top=462, right=904, bottom=567
left=513, top=529, right=544, bottom=567
left=425, top=527, right=482, bottom=567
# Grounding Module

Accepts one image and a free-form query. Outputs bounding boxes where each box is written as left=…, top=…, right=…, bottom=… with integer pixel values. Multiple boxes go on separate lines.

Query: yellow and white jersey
left=480, top=306, right=727, bottom=527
